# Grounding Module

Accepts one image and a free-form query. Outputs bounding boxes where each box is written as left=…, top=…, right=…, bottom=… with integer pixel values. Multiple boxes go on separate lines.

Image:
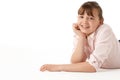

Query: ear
left=99, top=19, right=104, bottom=25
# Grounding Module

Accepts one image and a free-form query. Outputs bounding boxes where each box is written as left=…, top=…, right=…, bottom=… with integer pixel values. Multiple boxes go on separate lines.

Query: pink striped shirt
left=73, top=24, right=120, bottom=71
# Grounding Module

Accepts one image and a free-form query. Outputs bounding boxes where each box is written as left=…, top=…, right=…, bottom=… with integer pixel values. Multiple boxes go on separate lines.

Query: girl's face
left=77, top=9, right=101, bottom=36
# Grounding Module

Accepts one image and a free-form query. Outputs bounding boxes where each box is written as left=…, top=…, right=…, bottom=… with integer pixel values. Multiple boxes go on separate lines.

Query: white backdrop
left=0, top=0, right=120, bottom=80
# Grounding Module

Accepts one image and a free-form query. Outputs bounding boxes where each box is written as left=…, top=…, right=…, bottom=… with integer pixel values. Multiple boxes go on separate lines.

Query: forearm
left=60, top=62, right=96, bottom=72
left=71, top=38, right=87, bottom=63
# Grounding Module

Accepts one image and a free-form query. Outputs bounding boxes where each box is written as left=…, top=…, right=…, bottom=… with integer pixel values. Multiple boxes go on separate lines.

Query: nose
left=83, top=18, right=88, bottom=24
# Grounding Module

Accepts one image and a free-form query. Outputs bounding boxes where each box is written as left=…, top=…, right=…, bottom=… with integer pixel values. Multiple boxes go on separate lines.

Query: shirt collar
left=87, top=24, right=103, bottom=40
left=87, top=31, right=96, bottom=40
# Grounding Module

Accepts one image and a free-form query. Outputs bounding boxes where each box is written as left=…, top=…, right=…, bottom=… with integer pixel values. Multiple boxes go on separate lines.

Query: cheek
left=90, top=22, right=100, bottom=28
left=91, top=26, right=98, bottom=32
left=77, top=19, right=82, bottom=23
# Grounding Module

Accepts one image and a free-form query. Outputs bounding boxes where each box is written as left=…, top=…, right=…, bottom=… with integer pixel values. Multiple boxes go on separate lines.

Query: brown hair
left=78, top=1, right=104, bottom=21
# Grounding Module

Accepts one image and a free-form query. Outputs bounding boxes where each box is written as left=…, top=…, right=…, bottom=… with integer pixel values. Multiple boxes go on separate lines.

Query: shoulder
left=95, top=24, right=115, bottom=42
left=97, top=24, right=112, bottom=33
left=96, top=24, right=113, bottom=37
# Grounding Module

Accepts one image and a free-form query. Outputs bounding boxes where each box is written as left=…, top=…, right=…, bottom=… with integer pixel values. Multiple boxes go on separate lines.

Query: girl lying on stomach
left=40, top=1, right=120, bottom=72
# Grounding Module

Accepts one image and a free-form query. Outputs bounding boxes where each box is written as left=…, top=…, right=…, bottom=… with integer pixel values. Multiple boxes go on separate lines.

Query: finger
left=73, top=23, right=78, bottom=26
left=72, top=23, right=78, bottom=28
left=40, top=65, right=47, bottom=72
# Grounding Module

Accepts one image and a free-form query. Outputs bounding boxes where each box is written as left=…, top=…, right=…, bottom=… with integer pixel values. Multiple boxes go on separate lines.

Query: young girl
left=40, top=1, right=120, bottom=72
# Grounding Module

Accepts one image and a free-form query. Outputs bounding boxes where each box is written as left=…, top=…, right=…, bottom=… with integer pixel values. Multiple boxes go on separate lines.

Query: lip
left=81, top=25, right=89, bottom=29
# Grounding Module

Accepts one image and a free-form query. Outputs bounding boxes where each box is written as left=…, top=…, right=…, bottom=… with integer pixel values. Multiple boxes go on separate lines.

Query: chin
left=82, top=31, right=90, bottom=36
left=81, top=30, right=89, bottom=34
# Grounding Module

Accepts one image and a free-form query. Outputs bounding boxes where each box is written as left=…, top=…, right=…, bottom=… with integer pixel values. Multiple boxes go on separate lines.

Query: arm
left=40, top=62, right=96, bottom=72
left=71, top=23, right=87, bottom=63
left=71, top=37, right=87, bottom=63
left=61, top=62, right=96, bottom=72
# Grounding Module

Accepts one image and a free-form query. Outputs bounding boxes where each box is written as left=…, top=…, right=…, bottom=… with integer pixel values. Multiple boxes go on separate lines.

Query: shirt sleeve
left=72, top=35, right=87, bottom=53
left=72, top=35, right=79, bottom=52
left=87, top=25, right=113, bottom=71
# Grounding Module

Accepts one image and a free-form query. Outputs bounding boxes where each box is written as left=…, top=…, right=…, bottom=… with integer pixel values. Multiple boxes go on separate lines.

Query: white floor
left=0, top=46, right=120, bottom=80
left=37, top=69, right=120, bottom=80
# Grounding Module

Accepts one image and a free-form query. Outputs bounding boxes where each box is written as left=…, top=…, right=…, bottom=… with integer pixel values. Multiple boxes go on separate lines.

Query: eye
left=89, top=16, right=94, bottom=20
left=78, top=15, right=84, bottom=19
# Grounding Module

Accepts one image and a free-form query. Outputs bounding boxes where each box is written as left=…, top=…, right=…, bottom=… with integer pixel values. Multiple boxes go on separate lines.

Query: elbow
left=70, top=58, right=79, bottom=64
left=70, top=58, right=75, bottom=64
left=90, top=69, right=97, bottom=73
left=70, top=58, right=85, bottom=64
left=70, top=60, right=75, bottom=64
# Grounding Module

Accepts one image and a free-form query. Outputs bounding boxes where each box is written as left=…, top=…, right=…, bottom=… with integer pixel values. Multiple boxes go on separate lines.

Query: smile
left=81, top=25, right=90, bottom=29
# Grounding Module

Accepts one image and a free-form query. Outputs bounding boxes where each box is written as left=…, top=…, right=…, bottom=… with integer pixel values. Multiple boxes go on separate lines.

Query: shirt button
left=93, top=61, right=96, bottom=63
